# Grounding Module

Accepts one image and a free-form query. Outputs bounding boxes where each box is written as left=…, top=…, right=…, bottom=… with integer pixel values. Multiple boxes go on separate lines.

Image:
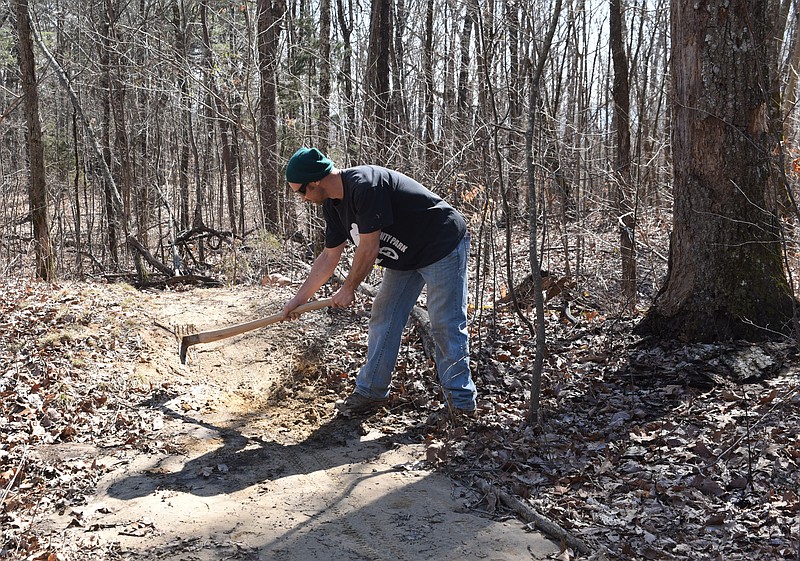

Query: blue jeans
left=355, top=234, right=477, bottom=410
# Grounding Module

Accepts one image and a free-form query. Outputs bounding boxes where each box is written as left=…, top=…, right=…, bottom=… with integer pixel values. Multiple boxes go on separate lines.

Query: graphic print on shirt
left=350, top=222, right=406, bottom=265
left=378, top=247, right=399, bottom=262
left=349, top=223, right=360, bottom=246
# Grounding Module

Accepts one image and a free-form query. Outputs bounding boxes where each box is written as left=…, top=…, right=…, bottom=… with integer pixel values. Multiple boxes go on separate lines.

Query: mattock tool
left=178, top=298, right=334, bottom=364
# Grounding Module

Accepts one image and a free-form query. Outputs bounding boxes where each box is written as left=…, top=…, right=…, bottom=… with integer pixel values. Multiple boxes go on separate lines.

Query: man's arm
left=332, top=230, right=381, bottom=308
left=281, top=242, right=345, bottom=318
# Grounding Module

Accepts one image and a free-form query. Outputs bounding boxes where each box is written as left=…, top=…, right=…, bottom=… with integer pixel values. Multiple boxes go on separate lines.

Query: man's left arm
left=333, top=229, right=381, bottom=308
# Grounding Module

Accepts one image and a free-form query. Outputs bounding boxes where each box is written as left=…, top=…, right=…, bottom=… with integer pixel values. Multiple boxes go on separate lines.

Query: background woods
left=2, top=0, right=800, bottom=336
left=2, top=0, right=667, bottom=281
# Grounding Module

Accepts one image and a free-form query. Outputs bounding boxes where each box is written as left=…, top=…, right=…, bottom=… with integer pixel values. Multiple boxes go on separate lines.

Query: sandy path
left=45, top=286, right=557, bottom=560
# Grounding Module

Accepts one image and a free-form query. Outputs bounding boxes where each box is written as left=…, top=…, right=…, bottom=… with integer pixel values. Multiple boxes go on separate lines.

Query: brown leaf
left=726, top=476, right=748, bottom=490
left=59, top=425, right=77, bottom=440
left=691, top=475, right=725, bottom=497
left=690, top=441, right=714, bottom=460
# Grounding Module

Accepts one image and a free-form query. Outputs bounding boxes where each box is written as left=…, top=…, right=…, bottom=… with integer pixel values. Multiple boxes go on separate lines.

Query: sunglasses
left=295, top=182, right=310, bottom=196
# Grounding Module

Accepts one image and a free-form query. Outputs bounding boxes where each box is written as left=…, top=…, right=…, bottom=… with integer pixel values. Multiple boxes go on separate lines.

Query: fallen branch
left=127, top=236, right=174, bottom=278
left=137, top=274, right=223, bottom=289
left=473, top=477, right=592, bottom=556
left=1, top=446, right=29, bottom=508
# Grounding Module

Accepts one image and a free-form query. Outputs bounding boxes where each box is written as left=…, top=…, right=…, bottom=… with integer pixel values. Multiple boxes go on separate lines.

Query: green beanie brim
left=286, top=147, right=333, bottom=183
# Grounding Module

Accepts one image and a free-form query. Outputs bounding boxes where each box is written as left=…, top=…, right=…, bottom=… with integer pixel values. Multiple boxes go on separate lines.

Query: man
left=279, top=147, right=477, bottom=417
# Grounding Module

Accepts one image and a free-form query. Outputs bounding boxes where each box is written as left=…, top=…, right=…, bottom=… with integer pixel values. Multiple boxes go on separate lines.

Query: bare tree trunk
left=336, top=0, right=355, bottom=159
left=106, top=0, right=132, bottom=244
left=610, top=0, right=637, bottom=310
left=782, top=5, right=800, bottom=119
left=504, top=0, right=524, bottom=217
left=319, top=0, right=332, bottom=152
left=783, top=2, right=800, bottom=120
left=638, top=0, right=794, bottom=342
left=99, top=6, right=120, bottom=266
left=422, top=0, right=435, bottom=167
left=309, top=0, right=332, bottom=252
left=473, top=0, right=492, bottom=121
left=72, top=109, right=82, bottom=274
left=172, top=2, right=190, bottom=232
left=258, top=0, right=286, bottom=234
left=525, top=0, right=562, bottom=425
left=14, top=0, right=53, bottom=280
left=365, top=0, right=392, bottom=159
left=456, top=1, right=474, bottom=115
left=390, top=0, right=408, bottom=142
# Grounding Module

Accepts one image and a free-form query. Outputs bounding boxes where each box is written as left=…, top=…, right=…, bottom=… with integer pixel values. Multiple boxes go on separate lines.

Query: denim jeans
left=355, top=234, right=477, bottom=410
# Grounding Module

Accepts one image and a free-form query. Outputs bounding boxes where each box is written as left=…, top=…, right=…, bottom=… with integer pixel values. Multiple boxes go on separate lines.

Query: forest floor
left=1, top=245, right=799, bottom=560
left=1, top=279, right=558, bottom=561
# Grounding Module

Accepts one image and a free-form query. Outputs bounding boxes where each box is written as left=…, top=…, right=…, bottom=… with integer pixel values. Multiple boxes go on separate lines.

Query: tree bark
left=782, top=4, right=800, bottom=119
left=258, top=0, right=286, bottom=234
left=638, top=0, right=795, bottom=342
left=99, top=4, right=120, bottom=266
left=609, top=0, right=637, bottom=309
left=422, top=0, right=435, bottom=166
left=335, top=0, right=355, bottom=159
left=319, top=0, right=332, bottom=152
left=365, top=0, right=392, bottom=159
left=14, top=0, right=54, bottom=280
left=106, top=0, right=133, bottom=243
left=172, top=2, right=191, bottom=232
left=456, top=1, right=474, bottom=115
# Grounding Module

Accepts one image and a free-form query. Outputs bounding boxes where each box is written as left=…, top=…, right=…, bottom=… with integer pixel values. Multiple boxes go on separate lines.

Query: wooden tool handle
left=183, top=297, right=334, bottom=347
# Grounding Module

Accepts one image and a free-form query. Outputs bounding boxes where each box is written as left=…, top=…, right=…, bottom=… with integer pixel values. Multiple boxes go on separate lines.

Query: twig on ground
left=1, top=445, right=29, bottom=507
left=473, top=476, right=592, bottom=556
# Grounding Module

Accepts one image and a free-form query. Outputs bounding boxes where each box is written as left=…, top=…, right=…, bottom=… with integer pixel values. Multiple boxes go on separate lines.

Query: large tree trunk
left=14, top=0, right=54, bottom=280
left=638, top=0, right=795, bottom=342
left=258, top=0, right=285, bottom=234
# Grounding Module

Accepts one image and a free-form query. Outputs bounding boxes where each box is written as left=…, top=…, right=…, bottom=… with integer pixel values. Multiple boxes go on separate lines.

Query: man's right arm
left=281, top=242, right=345, bottom=319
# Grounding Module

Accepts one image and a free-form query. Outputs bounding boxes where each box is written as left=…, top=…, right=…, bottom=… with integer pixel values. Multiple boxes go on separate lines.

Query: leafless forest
left=3, top=0, right=800, bottom=310
left=1, top=0, right=669, bottom=289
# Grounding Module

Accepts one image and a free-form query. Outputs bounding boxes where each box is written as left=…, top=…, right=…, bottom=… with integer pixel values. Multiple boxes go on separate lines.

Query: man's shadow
left=105, top=396, right=416, bottom=501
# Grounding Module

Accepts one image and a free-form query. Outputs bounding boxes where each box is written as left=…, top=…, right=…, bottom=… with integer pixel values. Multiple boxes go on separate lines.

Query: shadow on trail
left=105, top=400, right=416, bottom=501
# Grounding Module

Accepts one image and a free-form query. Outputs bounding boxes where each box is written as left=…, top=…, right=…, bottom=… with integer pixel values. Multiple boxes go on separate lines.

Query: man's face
left=289, top=181, right=324, bottom=204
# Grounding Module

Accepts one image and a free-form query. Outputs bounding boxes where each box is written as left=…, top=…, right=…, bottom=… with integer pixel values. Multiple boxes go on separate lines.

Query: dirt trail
left=44, top=286, right=557, bottom=560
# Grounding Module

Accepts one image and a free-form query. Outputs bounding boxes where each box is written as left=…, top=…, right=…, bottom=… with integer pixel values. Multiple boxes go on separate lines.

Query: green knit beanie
left=285, top=147, right=333, bottom=183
